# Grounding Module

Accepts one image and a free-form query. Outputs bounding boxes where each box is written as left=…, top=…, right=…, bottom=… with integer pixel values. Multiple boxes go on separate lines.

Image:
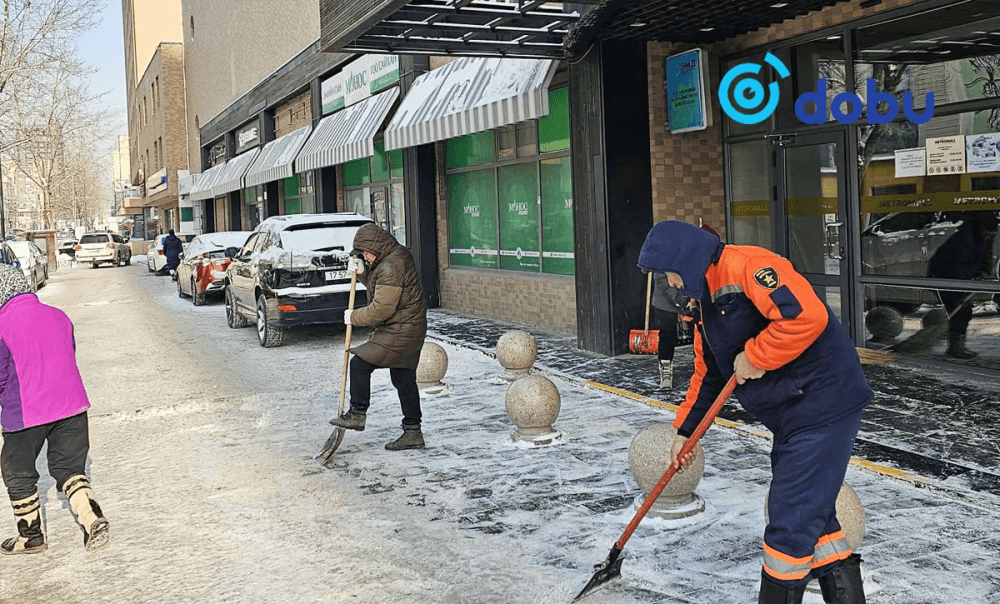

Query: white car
left=8, top=240, right=47, bottom=291
left=76, top=233, right=131, bottom=268
left=148, top=233, right=196, bottom=274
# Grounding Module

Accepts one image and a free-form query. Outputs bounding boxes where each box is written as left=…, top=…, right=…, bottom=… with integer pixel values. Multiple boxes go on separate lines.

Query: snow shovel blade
left=573, top=547, right=625, bottom=602
left=318, top=427, right=345, bottom=464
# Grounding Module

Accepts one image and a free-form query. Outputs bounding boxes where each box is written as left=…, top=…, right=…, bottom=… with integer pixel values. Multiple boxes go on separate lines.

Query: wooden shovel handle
left=338, top=270, right=358, bottom=416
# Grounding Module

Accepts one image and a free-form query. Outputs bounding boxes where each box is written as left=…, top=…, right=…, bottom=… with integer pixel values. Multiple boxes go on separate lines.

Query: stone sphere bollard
left=505, top=374, right=562, bottom=445
left=766, top=482, right=867, bottom=597
left=628, top=423, right=706, bottom=519
left=922, top=307, right=949, bottom=329
left=416, top=342, right=449, bottom=393
left=865, top=306, right=903, bottom=344
left=496, top=330, right=537, bottom=381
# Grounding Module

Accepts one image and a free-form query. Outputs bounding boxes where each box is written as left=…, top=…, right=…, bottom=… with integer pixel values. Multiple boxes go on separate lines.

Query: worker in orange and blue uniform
left=638, top=221, right=872, bottom=604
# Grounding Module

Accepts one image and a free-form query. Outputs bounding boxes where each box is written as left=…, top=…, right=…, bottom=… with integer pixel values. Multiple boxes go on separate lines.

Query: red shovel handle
left=614, top=375, right=738, bottom=550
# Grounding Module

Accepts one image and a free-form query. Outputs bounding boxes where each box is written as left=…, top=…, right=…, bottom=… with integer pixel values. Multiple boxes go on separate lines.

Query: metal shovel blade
left=318, top=427, right=345, bottom=464
left=573, top=547, right=625, bottom=602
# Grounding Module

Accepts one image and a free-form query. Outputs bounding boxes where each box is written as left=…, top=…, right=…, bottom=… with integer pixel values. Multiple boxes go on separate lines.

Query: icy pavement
left=2, top=262, right=997, bottom=603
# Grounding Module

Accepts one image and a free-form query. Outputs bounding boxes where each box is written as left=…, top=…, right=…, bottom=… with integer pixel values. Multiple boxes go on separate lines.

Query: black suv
left=224, top=213, right=372, bottom=347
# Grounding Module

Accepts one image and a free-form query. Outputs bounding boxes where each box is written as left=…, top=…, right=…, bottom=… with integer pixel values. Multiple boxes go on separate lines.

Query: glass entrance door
left=775, top=132, right=851, bottom=326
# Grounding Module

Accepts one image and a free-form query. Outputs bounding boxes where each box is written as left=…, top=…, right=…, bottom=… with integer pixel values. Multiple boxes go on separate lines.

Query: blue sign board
left=665, top=49, right=709, bottom=133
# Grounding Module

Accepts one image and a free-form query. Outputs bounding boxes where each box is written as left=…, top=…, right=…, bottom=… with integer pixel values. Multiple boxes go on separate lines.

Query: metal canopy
left=295, top=88, right=400, bottom=172
left=320, top=0, right=595, bottom=59
left=190, top=164, right=226, bottom=202
left=244, top=126, right=313, bottom=188
left=564, top=0, right=849, bottom=57
left=211, top=148, right=261, bottom=198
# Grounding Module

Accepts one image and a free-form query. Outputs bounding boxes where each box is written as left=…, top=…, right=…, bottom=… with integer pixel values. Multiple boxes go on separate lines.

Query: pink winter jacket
left=0, top=293, right=90, bottom=432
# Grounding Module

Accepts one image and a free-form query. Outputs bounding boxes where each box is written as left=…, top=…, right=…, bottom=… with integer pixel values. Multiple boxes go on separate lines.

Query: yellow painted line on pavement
left=584, top=379, right=927, bottom=485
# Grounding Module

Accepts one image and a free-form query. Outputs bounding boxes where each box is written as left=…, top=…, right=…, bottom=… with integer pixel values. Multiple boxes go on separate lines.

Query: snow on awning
left=384, top=57, right=556, bottom=151
left=243, top=126, right=312, bottom=188
left=210, top=148, right=261, bottom=197
left=295, top=88, right=399, bottom=172
left=189, top=164, right=226, bottom=201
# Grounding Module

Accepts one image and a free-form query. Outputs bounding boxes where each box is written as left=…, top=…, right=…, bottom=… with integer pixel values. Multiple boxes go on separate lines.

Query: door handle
left=825, top=222, right=843, bottom=260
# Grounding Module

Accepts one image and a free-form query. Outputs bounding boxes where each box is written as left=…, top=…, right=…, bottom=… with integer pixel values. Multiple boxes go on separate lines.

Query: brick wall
left=433, top=143, right=578, bottom=334
left=274, top=92, right=312, bottom=138
left=646, top=0, right=928, bottom=238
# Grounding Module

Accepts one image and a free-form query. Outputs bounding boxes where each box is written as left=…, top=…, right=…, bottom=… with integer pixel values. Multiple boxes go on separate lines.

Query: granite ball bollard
left=922, top=307, right=949, bottom=329
left=865, top=306, right=903, bottom=343
left=416, top=342, right=449, bottom=394
left=504, top=374, right=562, bottom=445
left=496, top=330, right=537, bottom=381
left=628, top=423, right=706, bottom=519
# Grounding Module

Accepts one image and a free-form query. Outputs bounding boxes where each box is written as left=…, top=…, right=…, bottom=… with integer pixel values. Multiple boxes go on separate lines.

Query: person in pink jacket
left=0, top=264, right=109, bottom=554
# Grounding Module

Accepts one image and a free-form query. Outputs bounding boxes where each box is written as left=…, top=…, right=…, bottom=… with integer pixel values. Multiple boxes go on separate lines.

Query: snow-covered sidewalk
left=3, top=265, right=996, bottom=604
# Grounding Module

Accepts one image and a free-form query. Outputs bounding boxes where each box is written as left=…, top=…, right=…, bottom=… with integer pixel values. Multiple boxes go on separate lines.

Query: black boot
left=817, top=554, right=866, bottom=604
left=330, top=407, right=367, bottom=431
left=385, top=425, right=425, bottom=451
left=946, top=333, right=978, bottom=360
left=1, top=493, right=47, bottom=555
left=758, top=570, right=805, bottom=604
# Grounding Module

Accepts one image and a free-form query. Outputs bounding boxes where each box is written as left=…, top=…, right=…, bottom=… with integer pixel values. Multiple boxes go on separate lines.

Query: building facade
left=309, top=0, right=1000, bottom=377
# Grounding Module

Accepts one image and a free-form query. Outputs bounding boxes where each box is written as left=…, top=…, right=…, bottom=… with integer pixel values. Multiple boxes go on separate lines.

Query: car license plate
left=325, top=270, right=348, bottom=282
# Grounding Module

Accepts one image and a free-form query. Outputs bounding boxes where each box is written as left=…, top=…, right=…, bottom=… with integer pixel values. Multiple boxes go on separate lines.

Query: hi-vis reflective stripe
left=763, top=542, right=812, bottom=581
left=812, top=531, right=852, bottom=568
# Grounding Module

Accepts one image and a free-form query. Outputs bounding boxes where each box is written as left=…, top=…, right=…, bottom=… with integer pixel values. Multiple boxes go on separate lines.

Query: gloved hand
left=343, top=309, right=353, bottom=325
left=347, top=257, right=364, bottom=275
left=734, top=351, right=766, bottom=385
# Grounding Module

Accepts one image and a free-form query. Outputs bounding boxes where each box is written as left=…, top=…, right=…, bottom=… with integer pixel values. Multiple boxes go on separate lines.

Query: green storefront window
left=539, top=87, right=571, bottom=153
left=498, top=163, right=540, bottom=272
left=447, top=169, right=498, bottom=268
left=540, top=156, right=575, bottom=275
left=283, top=174, right=300, bottom=198
left=389, top=149, right=404, bottom=179
left=371, top=142, right=390, bottom=183
left=285, top=197, right=302, bottom=215
left=180, top=207, right=194, bottom=222
left=446, top=131, right=496, bottom=170
left=343, top=157, right=371, bottom=187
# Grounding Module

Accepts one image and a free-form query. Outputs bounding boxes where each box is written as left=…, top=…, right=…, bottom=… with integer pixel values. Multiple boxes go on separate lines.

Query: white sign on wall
left=894, top=148, right=926, bottom=178
left=321, top=55, right=400, bottom=115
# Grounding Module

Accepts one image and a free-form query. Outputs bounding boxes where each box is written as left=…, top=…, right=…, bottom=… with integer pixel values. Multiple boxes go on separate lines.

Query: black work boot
left=817, top=554, right=866, bottom=604
left=758, top=570, right=806, bottom=604
left=946, top=333, right=978, bottom=360
left=385, top=425, right=425, bottom=451
left=1, top=493, right=47, bottom=555
left=330, top=407, right=367, bottom=431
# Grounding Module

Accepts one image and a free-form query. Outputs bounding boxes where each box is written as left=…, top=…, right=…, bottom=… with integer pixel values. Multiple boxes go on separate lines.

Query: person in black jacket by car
left=160, top=230, right=183, bottom=276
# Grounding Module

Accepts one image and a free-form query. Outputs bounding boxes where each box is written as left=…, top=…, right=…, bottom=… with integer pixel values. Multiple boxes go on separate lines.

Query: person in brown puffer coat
left=330, top=223, right=428, bottom=450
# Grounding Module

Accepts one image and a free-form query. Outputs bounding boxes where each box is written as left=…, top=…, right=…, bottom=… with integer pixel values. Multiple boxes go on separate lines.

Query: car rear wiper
left=313, top=246, right=346, bottom=252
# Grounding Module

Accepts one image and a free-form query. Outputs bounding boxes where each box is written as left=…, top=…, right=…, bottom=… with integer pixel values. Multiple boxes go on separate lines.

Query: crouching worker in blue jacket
left=638, top=221, right=873, bottom=604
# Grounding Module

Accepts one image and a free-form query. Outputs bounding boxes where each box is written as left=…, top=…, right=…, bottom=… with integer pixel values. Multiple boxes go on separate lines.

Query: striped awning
left=244, top=126, right=312, bottom=188
left=384, top=57, right=556, bottom=151
left=295, top=88, right=400, bottom=172
left=189, top=164, right=226, bottom=201
left=211, top=148, right=261, bottom=197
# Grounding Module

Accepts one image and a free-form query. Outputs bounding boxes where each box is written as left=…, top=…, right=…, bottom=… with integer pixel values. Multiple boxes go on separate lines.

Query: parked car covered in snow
left=147, top=233, right=196, bottom=274
left=176, top=231, right=252, bottom=306
left=224, top=213, right=371, bottom=347
left=8, top=240, right=47, bottom=291
left=75, top=232, right=131, bottom=268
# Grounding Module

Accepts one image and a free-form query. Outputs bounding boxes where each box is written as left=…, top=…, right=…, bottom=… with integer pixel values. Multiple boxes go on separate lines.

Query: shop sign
left=209, top=141, right=226, bottom=164
left=123, top=186, right=142, bottom=199
left=861, top=190, right=1000, bottom=214
left=237, top=120, right=260, bottom=152
left=321, top=54, right=400, bottom=115
left=146, top=168, right=168, bottom=195
left=665, top=49, right=710, bottom=133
